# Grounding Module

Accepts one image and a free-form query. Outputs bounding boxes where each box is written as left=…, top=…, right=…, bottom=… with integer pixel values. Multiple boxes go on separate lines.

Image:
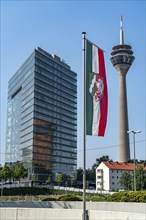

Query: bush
left=42, top=197, right=57, bottom=201
left=58, top=194, right=82, bottom=201
left=2, top=187, right=51, bottom=196
left=108, top=191, right=146, bottom=203
left=86, top=194, right=109, bottom=202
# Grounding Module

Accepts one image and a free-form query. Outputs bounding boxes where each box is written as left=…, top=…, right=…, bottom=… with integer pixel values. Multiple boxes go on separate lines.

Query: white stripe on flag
left=92, top=45, right=99, bottom=73
left=92, top=99, right=100, bottom=135
left=89, top=74, right=96, bottom=93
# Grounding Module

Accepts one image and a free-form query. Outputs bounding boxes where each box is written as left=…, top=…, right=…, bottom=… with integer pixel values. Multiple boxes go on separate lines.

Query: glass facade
left=6, top=47, right=77, bottom=182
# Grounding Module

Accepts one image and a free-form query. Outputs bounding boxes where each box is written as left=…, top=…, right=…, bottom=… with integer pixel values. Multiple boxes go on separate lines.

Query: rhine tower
left=110, top=16, right=135, bottom=162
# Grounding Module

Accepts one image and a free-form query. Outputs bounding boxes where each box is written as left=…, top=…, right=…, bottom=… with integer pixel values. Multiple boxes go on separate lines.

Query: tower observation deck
left=110, top=16, right=135, bottom=162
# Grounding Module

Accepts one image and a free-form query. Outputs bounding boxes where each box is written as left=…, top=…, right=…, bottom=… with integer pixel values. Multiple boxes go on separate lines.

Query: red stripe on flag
left=98, top=49, right=108, bottom=136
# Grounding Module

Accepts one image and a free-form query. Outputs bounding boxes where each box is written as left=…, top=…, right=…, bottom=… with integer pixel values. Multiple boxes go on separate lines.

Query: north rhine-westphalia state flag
left=86, top=40, right=108, bottom=136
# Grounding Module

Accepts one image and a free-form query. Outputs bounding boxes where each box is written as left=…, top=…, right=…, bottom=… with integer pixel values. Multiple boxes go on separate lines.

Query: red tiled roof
left=102, top=161, right=146, bottom=171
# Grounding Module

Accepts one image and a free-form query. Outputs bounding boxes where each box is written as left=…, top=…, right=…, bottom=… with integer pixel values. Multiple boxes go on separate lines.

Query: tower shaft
left=118, top=74, right=130, bottom=161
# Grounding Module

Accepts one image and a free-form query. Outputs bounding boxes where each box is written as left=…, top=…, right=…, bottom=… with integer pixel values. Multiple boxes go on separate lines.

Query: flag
left=86, top=40, right=108, bottom=136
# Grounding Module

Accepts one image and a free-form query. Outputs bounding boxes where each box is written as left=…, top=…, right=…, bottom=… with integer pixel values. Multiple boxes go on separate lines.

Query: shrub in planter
left=42, top=197, right=57, bottom=201
left=58, top=194, right=82, bottom=201
left=108, top=191, right=146, bottom=203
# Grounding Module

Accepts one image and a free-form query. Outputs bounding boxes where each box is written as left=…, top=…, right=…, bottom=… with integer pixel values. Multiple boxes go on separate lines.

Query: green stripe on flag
left=86, top=41, right=93, bottom=135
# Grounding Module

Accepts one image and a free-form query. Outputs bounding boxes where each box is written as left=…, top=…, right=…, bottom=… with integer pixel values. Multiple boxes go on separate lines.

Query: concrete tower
left=110, top=16, right=135, bottom=162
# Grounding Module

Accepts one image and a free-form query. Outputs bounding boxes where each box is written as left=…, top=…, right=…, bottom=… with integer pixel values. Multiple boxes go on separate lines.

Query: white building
left=96, top=162, right=136, bottom=192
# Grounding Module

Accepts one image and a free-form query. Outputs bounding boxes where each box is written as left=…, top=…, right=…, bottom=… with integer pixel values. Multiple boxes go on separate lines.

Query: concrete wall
left=0, top=208, right=83, bottom=220
left=0, top=202, right=145, bottom=220
left=89, top=209, right=145, bottom=220
left=0, top=207, right=145, bottom=220
left=0, top=201, right=145, bottom=214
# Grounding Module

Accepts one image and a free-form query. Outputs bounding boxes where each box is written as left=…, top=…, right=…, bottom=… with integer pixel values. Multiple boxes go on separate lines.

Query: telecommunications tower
left=110, top=16, right=135, bottom=162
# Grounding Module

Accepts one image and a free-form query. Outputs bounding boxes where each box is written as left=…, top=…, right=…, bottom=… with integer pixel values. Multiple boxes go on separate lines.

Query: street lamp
left=127, top=130, right=141, bottom=191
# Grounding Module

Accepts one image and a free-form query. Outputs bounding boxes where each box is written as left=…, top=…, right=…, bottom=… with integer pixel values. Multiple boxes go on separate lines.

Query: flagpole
left=82, top=32, right=88, bottom=220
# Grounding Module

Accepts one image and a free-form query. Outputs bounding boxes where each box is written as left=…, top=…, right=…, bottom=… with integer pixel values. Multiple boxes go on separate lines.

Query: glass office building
left=6, top=47, right=77, bottom=182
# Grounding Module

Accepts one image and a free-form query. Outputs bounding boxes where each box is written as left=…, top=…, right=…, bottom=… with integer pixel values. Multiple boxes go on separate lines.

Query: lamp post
left=127, top=130, right=141, bottom=191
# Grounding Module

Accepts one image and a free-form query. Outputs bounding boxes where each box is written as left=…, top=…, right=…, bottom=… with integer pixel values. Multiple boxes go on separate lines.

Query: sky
left=0, top=0, right=146, bottom=169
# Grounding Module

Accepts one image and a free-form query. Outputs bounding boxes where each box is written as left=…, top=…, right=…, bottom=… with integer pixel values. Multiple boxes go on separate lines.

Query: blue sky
left=1, top=0, right=145, bottom=168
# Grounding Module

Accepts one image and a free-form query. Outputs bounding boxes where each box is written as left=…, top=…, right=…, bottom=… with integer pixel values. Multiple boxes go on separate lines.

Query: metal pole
left=82, top=32, right=88, bottom=220
left=133, top=132, right=136, bottom=191
left=127, top=130, right=141, bottom=191
left=1, top=182, right=3, bottom=197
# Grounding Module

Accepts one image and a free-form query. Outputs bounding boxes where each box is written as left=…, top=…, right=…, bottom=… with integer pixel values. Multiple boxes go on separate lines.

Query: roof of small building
left=100, top=161, right=146, bottom=171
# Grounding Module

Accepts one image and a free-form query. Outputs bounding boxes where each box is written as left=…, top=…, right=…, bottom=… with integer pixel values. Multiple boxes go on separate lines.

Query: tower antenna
left=120, top=16, right=124, bottom=45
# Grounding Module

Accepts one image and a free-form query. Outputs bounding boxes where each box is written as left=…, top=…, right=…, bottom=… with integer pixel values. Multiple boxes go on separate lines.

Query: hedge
left=108, top=191, right=146, bottom=203
left=2, top=187, right=51, bottom=196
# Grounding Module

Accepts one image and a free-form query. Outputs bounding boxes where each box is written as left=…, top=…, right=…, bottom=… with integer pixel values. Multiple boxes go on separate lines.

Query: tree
left=0, top=165, right=11, bottom=183
left=86, top=168, right=95, bottom=181
left=92, top=155, right=113, bottom=172
left=56, top=173, right=65, bottom=186
left=128, top=159, right=139, bottom=164
left=12, top=163, right=28, bottom=183
left=76, top=168, right=83, bottom=182
left=120, top=172, right=133, bottom=190
left=31, top=174, right=38, bottom=187
left=47, top=175, right=51, bottom=185
left=96, top=155, right=113, bottom=166
left=70, top=175, right=75, bottom=186
left=120, top=166, right=146, bottom=191
left=89, top=155, right=113, bottom=182
left=135, top=166, right=146, bottom=190
left=128, top=159, right=146, bottom=164
left=76, top=156, right=113, bottom=184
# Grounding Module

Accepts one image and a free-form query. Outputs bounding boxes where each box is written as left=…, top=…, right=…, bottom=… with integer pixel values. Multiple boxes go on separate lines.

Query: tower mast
left=110, top=16, right=135, bottom=162
left=120, top=16, right=124, bottom=45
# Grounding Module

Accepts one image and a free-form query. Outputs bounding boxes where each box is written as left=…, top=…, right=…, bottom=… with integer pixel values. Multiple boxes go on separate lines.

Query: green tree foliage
left=56, top=173, right=65, bottom=186
left=31, top=174, right=38, bottom=187
left=12, top=163, right=28, bottom=183
left=76, top=155, right=113, bottom=183
left=0, top=163, right=28, bottom=184
left=47, top=175, right=51, bottom=185
left=91, top=155, right=113, bottom=180
left=128, top=159, right=146, bottom=164
left=76, top=168, right=83, bottom=181
left=96, top=155, right=113, bottom=166
left=119, top=172, right=133, bottom=190
left=120, top=166, right=146, bottom=191
left=135, top=166, right=146, bottom=190
left=0, top=165, right=11, bottom=182
left=64, top=174, right=74, bottom=186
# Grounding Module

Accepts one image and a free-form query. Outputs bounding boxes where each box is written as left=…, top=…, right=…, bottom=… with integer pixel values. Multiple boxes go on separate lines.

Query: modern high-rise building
left=5, top=47, right=77, bottom=182
left=110, top=17, right=135, bottom=162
